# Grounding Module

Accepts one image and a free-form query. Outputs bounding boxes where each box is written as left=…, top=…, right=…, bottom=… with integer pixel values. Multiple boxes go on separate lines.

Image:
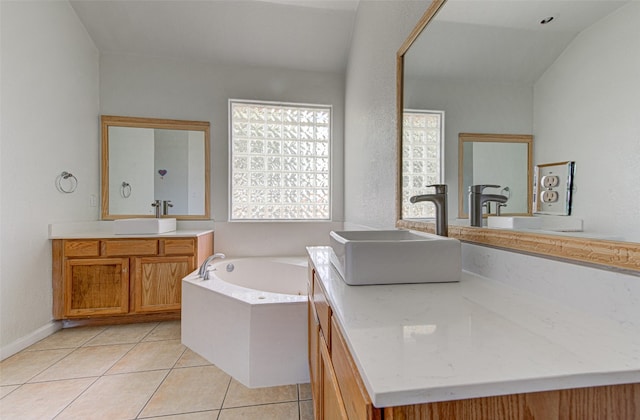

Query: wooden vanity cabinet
left=308, top=256, right=640, bottom=420
left=308, top=265, right=380, bottom=420
left=53, top=233, right=213, bottom=323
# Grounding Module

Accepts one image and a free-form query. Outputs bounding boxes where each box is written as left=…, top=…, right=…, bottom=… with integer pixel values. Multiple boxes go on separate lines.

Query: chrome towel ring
left=121, top=181, right=132, bottom=198
left=55, top=171, right=78, bottom=193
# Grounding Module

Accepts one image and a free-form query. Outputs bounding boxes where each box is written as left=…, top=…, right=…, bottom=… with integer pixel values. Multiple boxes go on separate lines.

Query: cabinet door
left=331, top=317, right=380, bottom=420
left=321, top=334, right=348, bottom=420
left=132, top=256, right=193, bottom=313
left=309, top=301, right=322, bottom=419
left=64, top=258, right=129, bottom=317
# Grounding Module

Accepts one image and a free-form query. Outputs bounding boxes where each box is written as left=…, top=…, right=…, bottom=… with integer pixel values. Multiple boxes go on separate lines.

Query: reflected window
left=229, top=100, right=331, bottom=221
left=402, top=110, right=444, bottom=218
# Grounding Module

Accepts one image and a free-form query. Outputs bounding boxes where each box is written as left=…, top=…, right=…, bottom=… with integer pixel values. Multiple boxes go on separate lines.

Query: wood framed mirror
left=101, top=115, right=210, bottom=220
left=396, top=0, right=640, bottom=273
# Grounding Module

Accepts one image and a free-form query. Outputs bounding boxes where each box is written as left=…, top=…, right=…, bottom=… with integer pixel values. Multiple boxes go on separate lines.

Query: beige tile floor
left=0, top=321, right=313, bottom=420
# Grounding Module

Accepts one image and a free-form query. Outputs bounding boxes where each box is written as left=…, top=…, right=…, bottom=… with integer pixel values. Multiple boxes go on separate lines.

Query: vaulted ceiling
left=70, top=0, right=360, bottom=73
left=70, top=0, right=629, bottom=80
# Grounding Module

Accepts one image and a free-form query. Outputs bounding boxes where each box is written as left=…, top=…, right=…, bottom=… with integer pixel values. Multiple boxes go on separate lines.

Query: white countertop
left=307, top=246, right=640, bottom=408
left=49, top=230, right=213, bottom=239
left=48, top=221, right=214, bottom=239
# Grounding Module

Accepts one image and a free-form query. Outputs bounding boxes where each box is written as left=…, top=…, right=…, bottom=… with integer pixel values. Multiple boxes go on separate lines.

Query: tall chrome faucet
left=163, top=200, right=173, bottom=216
left=468, top=185, right=508, bottom=227
left=151, top=200, right=162, bottom=218
left=409, top=184, right=448, bottom=237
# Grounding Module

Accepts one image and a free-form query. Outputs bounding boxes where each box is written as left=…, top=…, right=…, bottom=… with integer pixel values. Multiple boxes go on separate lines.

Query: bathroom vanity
left=51, top=229, right=213, bottom=325
left=307, top=247, right=640, bottom=419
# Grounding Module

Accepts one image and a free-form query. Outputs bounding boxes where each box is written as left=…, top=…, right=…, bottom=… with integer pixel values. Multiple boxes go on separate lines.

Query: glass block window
left=402, top=110, right=444, bottom=219
left=229, top=100, right=331, bottom=220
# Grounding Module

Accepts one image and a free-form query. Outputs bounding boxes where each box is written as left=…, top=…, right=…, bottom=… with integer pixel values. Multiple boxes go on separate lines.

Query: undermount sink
left=113, top=218, right=177, bottom=234
left=329, top=230, right=461, bottom=285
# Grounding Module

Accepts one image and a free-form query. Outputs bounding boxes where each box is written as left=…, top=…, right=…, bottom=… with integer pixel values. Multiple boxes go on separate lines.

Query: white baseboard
left=1, top=321, right=62, bottom=360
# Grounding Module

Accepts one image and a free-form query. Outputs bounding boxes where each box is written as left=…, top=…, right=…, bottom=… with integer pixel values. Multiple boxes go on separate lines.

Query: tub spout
left=198, top=253, right=226, bottom=280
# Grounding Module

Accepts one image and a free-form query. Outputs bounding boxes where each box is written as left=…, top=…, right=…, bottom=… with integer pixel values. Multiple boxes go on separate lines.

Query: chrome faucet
left=495, top=202, right=508, bottom=216
left=163, top=200, right=173, bottom=216
left=151, top=200, right=162, bottom=218
left=409, top=184, right=448, bottom=237
left=198, top=253, right=226, bottom=280
left=468, top=185, right=508, bottom=227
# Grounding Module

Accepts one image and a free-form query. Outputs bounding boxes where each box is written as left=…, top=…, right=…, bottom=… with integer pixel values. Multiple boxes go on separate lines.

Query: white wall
left=534, top=2, right=640, bottom=241
left=0, top=1, right=99, bottom=356
left=462, top=243, right=640, bottom=327
left=99, top=53, right=345, bottom=253
left=344, top=1, right=431, bottom=229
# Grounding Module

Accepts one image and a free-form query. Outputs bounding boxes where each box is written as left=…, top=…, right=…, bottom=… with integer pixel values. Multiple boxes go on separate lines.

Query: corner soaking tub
left=181, top=256, right=309, bottom=388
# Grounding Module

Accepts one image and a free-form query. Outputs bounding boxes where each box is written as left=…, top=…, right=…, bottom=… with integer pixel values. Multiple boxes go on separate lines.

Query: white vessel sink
left=487, top=216, right=584, bottom=232
left=487, top=216, right=543, bottom=229
left=329, top=230, right=461, bottom=285
left=113, top=218, right=177, bottom=234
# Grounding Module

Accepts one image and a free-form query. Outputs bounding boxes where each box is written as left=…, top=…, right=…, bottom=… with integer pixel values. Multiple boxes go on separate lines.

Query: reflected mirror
left=398, top=0, right=640, bottom=243
left=458, top=133, right=532, bottom=219
left=101, top=116, right=210, bottom=219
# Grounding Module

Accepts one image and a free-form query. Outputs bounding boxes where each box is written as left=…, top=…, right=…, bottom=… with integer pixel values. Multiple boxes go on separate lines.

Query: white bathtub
left=181, top=257, right=309, bottom=388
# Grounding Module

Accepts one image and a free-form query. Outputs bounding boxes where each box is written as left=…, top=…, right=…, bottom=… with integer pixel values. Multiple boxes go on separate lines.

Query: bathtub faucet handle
left=198, top=253, right=226, bottom=280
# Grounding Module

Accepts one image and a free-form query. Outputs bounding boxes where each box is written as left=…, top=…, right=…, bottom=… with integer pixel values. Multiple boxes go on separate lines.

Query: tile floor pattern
left=0, top=321, right=313, bottom=419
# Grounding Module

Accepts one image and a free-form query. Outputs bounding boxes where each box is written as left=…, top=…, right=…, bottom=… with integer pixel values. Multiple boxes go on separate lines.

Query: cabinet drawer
left=313, top=274, right=331, bottom=346
left=64, top=240, right=100, bottom=257
left=164, top=238, right=195, bottom=255
left=103, top=239, right=158, bottom=256
left=331, top=317, right=377, bottom=420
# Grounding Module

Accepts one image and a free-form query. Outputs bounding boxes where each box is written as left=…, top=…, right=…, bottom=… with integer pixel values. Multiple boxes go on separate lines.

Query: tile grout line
left=51, top=323, right=164, bottom=419
left=134, top=338, right=187, bottom=419
left=51, top=375, right=102, bottom=420
left=298, top=384, right=302, bottom=420
left=48, top=327, right=108, bottom=420
left=215, top=374, right=234, bottom=420
left=105, top=323, right=176, bottom=419
left=7, top=327, right=104, bottom=386
left=134, top=367, right=172, bottom=419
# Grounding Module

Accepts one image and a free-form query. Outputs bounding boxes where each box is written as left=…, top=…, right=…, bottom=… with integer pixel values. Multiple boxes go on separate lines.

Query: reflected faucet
left=468, top=185, right=508, bottom=227
left=163, top=200, right=173, bottom=216
left=198, top=253, right=226, bottom=280
left=409, top=184, right=448, bottom=237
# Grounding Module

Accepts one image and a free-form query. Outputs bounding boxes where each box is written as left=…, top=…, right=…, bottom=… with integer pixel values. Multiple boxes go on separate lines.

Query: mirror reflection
left=400, top=0, right=640, bottom=243
left=458, top=133, right=532, bottom=218
left=101, top=116, right=210, bottom=220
